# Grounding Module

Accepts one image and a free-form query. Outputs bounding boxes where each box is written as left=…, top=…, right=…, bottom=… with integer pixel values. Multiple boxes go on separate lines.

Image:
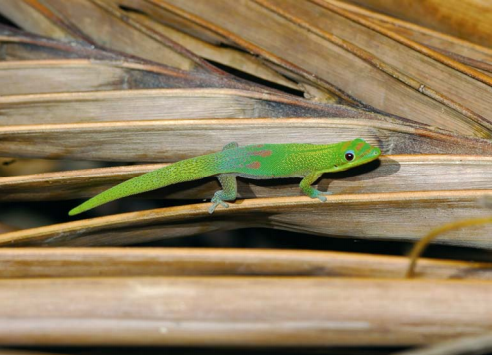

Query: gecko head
left=332, top=138, right=381, bottom=172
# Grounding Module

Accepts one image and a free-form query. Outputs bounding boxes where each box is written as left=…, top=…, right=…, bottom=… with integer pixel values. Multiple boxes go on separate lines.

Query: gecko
left=69, top=138, right=381, bottom=216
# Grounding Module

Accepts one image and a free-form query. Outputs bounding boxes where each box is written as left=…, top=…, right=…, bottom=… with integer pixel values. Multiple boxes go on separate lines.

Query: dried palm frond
left=1, top=0, right=492, bottom=352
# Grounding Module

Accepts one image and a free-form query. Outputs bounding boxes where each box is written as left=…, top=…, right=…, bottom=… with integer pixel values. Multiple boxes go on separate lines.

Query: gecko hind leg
left=299, top=172, right=331, bottom=202
left=209, top=174, right=238, bottom=214
left=208, top=142, right=240, bottom=213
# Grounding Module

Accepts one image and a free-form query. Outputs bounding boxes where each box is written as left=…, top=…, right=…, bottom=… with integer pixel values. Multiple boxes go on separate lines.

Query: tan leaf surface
left=2, top=118, right=492, bottom=162
left=0, top=276, right=491, bottom=346
left=0, top=247, right=490, bottom=280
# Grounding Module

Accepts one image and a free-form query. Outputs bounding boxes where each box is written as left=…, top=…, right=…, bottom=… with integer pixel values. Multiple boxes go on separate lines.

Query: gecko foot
left=311, top=190, right=332, bottom=202
left=208, top=197, right=230, bottom=214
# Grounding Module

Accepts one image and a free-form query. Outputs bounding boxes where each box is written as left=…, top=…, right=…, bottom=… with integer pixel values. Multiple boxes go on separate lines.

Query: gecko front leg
left=299, top=172, right=332, bottom=202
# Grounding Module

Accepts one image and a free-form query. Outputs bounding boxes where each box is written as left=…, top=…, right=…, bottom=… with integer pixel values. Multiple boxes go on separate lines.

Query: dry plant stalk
left=407, top=217, right=492, bottom=278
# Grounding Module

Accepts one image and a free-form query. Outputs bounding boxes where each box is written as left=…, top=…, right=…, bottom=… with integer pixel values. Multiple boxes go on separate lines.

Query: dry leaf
left=0, top=247, right=491, bottom=280
left=0, top=276, right=491, bottom=346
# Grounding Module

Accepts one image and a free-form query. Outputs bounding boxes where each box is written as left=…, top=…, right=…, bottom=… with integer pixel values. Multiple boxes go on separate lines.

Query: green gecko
left=69, top=138, right=381, bottom=216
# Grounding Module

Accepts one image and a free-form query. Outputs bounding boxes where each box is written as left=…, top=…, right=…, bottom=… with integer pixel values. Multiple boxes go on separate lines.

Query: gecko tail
left=68, top=154, right=221, bottom=216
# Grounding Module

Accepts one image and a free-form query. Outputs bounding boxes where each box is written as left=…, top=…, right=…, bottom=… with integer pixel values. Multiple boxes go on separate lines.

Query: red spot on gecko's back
left=255, top=144, right=264, bottom=148
left=252, top=150, right=272, bottom=157
left=246, top=161, right=261, bottom=169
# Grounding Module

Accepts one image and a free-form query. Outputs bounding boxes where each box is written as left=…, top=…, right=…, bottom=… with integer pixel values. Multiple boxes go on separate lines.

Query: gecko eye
left=344, top=150, right=355, bottom=161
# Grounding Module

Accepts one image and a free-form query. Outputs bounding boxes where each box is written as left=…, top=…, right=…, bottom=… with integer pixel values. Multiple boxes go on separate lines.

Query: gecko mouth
left=359, top=147, right=381, bottom=159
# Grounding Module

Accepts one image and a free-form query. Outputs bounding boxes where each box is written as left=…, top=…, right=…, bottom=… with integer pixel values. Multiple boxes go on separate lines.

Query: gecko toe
left=220, top=201, right=229, bottom=208
left=209, top=199, right=230, bottom=214
left=208, top=203, right=218, bottom=214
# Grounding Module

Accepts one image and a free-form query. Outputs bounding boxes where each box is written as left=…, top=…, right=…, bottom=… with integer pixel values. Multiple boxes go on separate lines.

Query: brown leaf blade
left=0, top=88, right=382, bottom=125
left=1, top=277, right=492, bottom=346
left=1, top=247, right=491, bottom=280
left=1, top=191, right=491, bottom=248
left=1, top=118, right=492, bottom=162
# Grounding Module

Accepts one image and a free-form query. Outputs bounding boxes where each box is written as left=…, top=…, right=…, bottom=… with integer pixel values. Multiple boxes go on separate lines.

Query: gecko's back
left=219, top=143, right=345, bottom=178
